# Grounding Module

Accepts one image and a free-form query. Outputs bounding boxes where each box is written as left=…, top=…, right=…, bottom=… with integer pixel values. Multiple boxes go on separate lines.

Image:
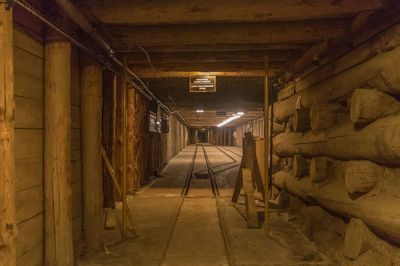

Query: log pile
left=344, top=218, right=400, bottom=261
left=272, top=168, right=400, bottom=244
left=270, top=34, right=400, bottom=257
left=350, top=88, right=400, bottom=124
left=293, top=108, right=310, bottom=132
left=273, top=113, right=400, bottom=166
left=310, top=103, right=347, bottom=130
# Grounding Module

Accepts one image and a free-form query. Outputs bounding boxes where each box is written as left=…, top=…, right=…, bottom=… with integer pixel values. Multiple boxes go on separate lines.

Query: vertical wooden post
left=263, top=56, right=270, bottom=236
left=115, top=76, right=123, bottom=201
left=167, top=115, right=172, bottom=160
left=182, top=124, right=185, bottom=148
left=0, top=5, right=17, bottom=266
left=127, top=85, right=136, bottom=193
left=81, top=54, right=104, bottom=250
left=242, top=168, right=258, bottom=228
left=121, top=57, right=128, bottom=239
left=112, top=75, right=117, bottom=194
left=44, top=40, right=74, bottom=264
left=102, top=72, right=116, bottom=209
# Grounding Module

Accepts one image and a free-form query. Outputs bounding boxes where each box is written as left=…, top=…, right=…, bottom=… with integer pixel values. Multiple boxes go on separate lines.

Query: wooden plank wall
left=13, top=26, right=187, bottom=263
left=132, top=93, right=187, bottom=188
left=235, top=126, right=244, bottom=147
left=70, top=47, right=83, bottom=254
left=236, top=118, right=264, bottom=147
left=13, top=28, right=83, bottom=265
left=133, top=92, right=150, bottom=187
left=14, top=28, right=44, bottom=266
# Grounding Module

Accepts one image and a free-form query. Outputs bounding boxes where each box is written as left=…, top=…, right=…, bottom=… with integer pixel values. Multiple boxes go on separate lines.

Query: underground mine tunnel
left=1, top=0, right=400, bottom=265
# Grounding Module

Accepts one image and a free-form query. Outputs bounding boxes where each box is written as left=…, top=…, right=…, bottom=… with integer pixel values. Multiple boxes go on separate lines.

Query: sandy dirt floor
left=77, top=145, right=331, bottom=266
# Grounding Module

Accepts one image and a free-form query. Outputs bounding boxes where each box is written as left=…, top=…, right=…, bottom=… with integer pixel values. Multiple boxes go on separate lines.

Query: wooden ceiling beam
left=132, top=69, right=283, bottom=78
left=290, top=40, right=332, bottom=75
left=115, top=43, right=312, bottom=53
left=78, top=0, right=386, bottom=25
left=133, top=70, right=267, bottom=78
left=126, top=50, right=300, bottom=64
left=108, top=19, right=349, bottom=46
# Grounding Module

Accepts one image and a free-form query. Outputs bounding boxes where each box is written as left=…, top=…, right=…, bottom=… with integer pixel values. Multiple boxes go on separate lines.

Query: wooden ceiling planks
left=77, top=0, right=385, bottom=25
left=75, top=0, right=389, bottom=127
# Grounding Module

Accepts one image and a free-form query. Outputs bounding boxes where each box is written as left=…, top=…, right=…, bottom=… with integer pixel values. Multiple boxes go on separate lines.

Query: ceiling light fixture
left=218, top=114, right=242, bottom=127
left=196, top=110, right=204, bottom=113
left=236, top=112, right=244, bottom=116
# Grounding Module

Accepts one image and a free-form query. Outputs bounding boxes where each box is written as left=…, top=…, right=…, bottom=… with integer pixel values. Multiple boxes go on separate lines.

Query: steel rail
left=201, top=144, right=234, bottom=266
left=159, top=145, right=198, bottom=265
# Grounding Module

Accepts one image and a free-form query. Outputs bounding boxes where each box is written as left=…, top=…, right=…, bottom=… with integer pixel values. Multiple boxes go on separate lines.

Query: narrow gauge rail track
left=217, top=146, right=242, bottom=158
left=159, top=144, right=234, bottom=265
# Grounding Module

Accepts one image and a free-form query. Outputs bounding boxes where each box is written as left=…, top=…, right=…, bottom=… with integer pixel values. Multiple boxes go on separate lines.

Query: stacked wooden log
left=270, top=43, right=400, bottom=254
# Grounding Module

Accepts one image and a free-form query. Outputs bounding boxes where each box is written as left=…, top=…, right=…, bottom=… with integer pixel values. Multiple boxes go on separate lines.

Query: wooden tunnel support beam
left=264, top=56, right=270, bottom=236
left=86, top=0, right=385, bottom=25
left=127, top=83, right=136, bottom=193
left=122, top=56, right=128, bottom=239
left=81, top=54, right=104, bottom=251
left=102, top=72, right=116, bottom=209
left=0, top=5, right=17, bottom=266
left=44, top=40, right=74, bottom=265
left=101, top=148, right=139, bottom=235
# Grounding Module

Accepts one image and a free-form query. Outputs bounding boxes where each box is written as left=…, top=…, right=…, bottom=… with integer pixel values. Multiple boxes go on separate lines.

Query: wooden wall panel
left=14, top=159, right=42, bottom=192
left=16, top=245, right=43, bottom=266
left=123, top=93, right=187, bottom=189
left=133, top=92, right=151, bottom=186
left=102, top=72, right=116, bottom=207
left=16, top=214, right=43, bottom=258
left=13, top=29, right=42, bottom=58
left=13, top=30, right=84, bottom=261
left=236, top=126, right=244, bottom=147
left=13, top=28, right=44, bottom=266
left=15, top=97, right=43, bottom=129
left=14, top=129, right=42, bottom=159
left=13, top=0, right=43, bottom=40
left=167, top=120, right=172, bottom=161
left=15, top=185, right=43, bottom=224
left=13, top=47, right=43, bottom=101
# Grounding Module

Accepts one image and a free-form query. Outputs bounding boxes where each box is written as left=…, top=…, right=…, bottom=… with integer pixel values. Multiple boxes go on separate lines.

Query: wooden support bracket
left=102, top=147, right=140, bottom=237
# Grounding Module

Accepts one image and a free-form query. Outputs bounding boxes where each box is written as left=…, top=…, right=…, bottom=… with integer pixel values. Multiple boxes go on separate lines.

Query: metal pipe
left=12, top=0, right=121, bottom=79
left=14, top=0, right=188, bottom=124
left=13, top=0, right=86, bottom=50
left=53, top=0, right=171, bottom=114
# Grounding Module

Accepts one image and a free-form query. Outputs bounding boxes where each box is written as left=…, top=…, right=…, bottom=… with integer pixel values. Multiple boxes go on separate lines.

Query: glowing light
left=196, top=110, right=204, bottom=113
left=237, top=112, right=244, bottom=115
left=218, top=113, right=242, bottom=127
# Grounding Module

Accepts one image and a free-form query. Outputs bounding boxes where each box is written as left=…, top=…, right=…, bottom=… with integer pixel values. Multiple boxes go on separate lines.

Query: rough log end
left=344, top=218, right=374, bottom=259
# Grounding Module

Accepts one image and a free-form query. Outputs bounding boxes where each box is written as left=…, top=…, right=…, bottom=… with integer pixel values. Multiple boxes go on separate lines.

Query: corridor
left=2, top=1, right=400, bottom=265
left=77, top=146, right=329, bottom=266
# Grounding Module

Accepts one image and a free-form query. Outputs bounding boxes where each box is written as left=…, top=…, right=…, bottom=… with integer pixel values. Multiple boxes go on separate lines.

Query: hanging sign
left=189, top=76, right=216, bottom=92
